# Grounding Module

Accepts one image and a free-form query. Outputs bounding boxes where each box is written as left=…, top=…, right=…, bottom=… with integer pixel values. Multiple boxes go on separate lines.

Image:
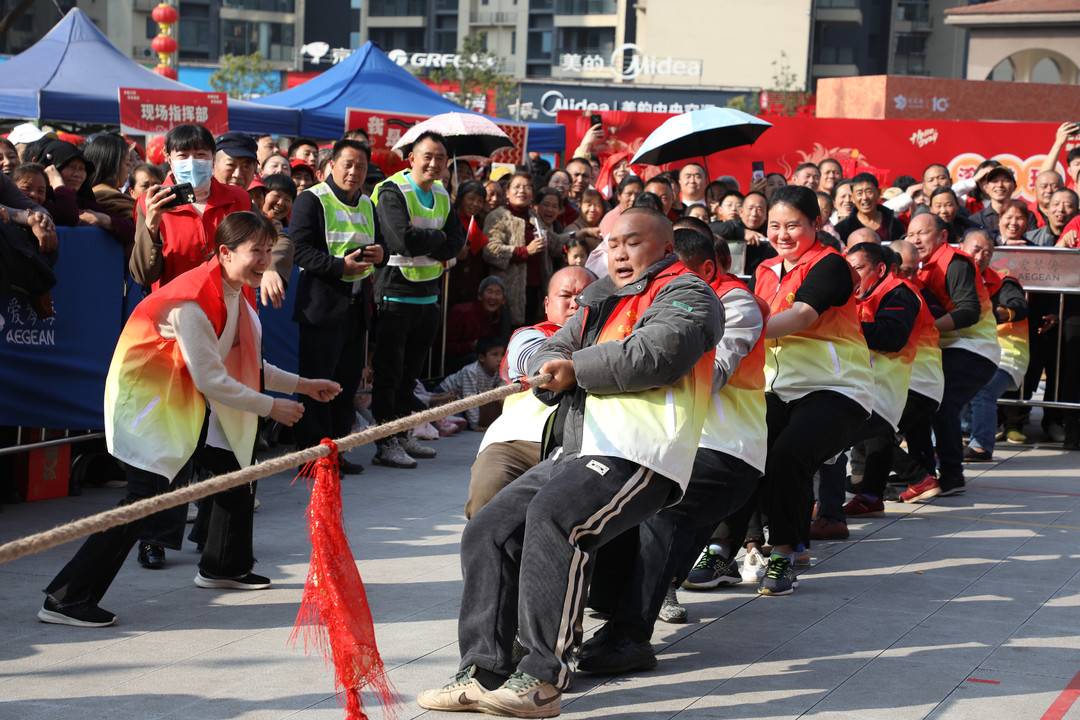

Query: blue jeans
left=969, top=368, right=1014, bottom=454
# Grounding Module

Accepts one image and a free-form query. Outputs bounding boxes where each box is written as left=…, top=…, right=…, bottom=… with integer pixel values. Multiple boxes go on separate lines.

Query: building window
left=989, top=58, right=1014, bottom=82
left=221, top=0, right=296, bottom=11
left=1032, top=56, right=1062, bottom=84
left=350, top=31, right=362, bottom=48
left=368, top=0, right=427, bottom=16
left=814, top=22, right=856, bottom=65
left=510, top=30, right=516, bottom=55
left=556, top=27, right=614, bottom=57
left=555, top=0, right=616, bottom=13
left=527, top=30, right=552, bottom=59
left=368, top=28, right=425, bottom=53
left=221, top=19, right=295, bottom=61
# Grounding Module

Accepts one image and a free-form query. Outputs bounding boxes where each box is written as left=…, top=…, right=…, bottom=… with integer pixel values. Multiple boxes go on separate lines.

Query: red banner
left=345, top=107, right=527, bottom=175
left=118, top=88, right=228, bottom=136
left=558, top=111, right=1075, bottom=203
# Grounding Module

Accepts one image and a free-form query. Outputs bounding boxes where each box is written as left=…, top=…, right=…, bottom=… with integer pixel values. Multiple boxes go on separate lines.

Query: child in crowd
left=13, top=163, right=47, bottom=206
left=436, top=336, right=507, bottom=431
left=565, top=236, right=590, bottom=267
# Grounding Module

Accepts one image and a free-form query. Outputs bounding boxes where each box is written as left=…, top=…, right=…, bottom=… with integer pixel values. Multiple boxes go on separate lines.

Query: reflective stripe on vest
left=917, top=243, right=1000, bottom=364
left=307, top=182, right=375, bottom=282
left=858, top=275, right=918, bottom=430
left=753, top=243, right=874, bottom=412
left=987, top=273, right=1030, bottom=387
left=373, top=169, right=451, bottom=282
left=699, top=276, right=768, bottom=473
left=478, top=322, right=562, bottom=452
left=579, top=263, right=715, bottom=496
left=904, top=278, right=945, bottom=404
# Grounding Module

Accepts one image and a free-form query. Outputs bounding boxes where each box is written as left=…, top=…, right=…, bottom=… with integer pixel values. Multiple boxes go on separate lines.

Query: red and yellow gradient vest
left=901, top=276, right=945, bottom=404
left=478, top=321, right=561, bottom=453
left=982, top=266, right=1030, bottom=387
left=580, top=262, right=716, bottom=494
left=700, top=274, right=769, bottom=473
left=917, top=243, right=1001, bottom=365
left=858, top=274, right=917, bottom=430
left=754, top=243, right=873, bottom=412
left=104, top=258, right=262, bottom=480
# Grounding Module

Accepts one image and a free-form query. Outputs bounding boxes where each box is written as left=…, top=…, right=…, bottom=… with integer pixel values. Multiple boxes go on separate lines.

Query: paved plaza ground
left=2, top=433, right=1080, bottom=720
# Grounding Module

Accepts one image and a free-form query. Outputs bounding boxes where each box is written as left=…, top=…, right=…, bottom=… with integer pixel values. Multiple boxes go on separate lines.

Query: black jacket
left=373, top=178, right=465, bottom=300
left=291, top=176, right=385, bottom=327
left=835, top=204, right=906, bottom=244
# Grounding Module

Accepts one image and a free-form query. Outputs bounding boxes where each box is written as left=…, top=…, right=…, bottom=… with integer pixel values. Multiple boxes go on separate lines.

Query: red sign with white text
left=558, top=111, right=1075, bottom=202
left=345, top=107, right=527, bottom=174
left=118, top=88, right=229, bottom=137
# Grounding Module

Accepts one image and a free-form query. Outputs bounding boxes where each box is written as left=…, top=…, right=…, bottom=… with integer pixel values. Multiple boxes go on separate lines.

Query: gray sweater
left=528, top=254, right=723, bottom=460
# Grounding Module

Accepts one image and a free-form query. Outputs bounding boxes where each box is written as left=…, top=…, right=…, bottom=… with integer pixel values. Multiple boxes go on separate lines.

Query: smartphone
left=161, top=182, right=195, bottom=209
left=751, top=161, right=766, bottom=183
left=590, top=113, right=603, bottom=129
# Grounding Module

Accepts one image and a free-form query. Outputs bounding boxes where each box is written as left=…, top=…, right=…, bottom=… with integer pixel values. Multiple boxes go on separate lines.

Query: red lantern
left=146, top=135, right=166, bottom=165
left=151, top=35, right=178, bottom=55
left=151, top=3, right=179, bottom=25
left=155, top=64, right=178, bottom=80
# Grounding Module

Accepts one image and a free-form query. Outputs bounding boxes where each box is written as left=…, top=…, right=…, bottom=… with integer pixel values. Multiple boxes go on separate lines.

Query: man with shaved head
left=892, top=239, right=919, bottom=280
left=1030, top=170, right=1063, bottom=228
left=465, top=266, right=596, bottom=518
left=420, top=207, right=723, bottom=717
left=845, top=226, right=880, bottom=251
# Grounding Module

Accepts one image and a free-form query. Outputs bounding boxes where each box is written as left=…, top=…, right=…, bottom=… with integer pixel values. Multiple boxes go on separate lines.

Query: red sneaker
left=843, top=494, right=885, bottom=517
left=900, top=475, right=941, bottom=503
left=809, top=516, right=849, bottom=540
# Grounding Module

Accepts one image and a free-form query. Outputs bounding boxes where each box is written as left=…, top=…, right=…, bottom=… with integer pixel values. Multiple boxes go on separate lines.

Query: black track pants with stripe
left=458, top=453, right=674, bottom=689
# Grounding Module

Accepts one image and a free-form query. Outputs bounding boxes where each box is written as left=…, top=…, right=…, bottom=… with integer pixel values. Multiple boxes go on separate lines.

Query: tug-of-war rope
left=0, top=372, right=550, bottom=720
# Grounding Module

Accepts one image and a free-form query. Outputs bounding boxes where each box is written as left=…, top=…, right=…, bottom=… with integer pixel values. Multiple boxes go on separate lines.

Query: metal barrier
left=990, top=246, right=1080, bottom=411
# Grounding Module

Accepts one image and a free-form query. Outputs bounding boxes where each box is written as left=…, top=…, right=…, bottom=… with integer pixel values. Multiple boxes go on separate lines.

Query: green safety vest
left=307, top=182, right=376, bottom=282
left=372, top=169, right=451, bottom=282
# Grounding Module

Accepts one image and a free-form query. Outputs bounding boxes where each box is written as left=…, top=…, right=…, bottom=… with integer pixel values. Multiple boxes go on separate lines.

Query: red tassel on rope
left=292, top=439, right=397, bottom=720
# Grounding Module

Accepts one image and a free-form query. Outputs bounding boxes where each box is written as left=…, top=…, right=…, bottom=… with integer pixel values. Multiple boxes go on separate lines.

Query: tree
left=209, top=53, right=277, bottom=100
left=425, top=34, right=516, bottom=116
left=764, top=51, right=812, bottom=117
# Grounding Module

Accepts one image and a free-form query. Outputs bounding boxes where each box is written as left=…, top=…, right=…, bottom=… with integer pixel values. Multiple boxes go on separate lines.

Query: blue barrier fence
left=0, top=227, right=300, bottom=431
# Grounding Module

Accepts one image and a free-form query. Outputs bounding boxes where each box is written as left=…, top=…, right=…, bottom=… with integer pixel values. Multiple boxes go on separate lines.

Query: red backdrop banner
left=346, top=107, right=527, bottom=175
left=119, top=88, right=228, bottom=136
left=558, top=111, right=1076, bottom=202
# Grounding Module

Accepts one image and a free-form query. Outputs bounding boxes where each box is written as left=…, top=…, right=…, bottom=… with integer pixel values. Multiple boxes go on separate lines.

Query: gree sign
left=387, top=49, right=497, bottom=69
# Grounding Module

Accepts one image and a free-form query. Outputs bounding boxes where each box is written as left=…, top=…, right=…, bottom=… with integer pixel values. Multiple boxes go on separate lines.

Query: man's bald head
left=845, top=227, right=880, bottom=250
left=608, top=207, right=674, bottom=288
left=906, top=211, right=947, bottom=261
left=892, top=239, right=919, bottom=279
left=544, top=266, right=595, bottom=325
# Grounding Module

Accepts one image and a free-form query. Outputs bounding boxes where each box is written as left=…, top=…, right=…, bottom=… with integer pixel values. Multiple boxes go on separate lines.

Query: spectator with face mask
left=131, top=124, right=251, bottom=291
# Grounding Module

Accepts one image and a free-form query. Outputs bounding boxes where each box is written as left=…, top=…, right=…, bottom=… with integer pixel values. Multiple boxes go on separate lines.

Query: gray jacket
left=527, top=254, right=724, bottom=462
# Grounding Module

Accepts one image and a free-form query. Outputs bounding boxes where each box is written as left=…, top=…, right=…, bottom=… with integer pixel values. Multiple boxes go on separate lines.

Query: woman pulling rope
left=38, top=211, right=341, bottom=628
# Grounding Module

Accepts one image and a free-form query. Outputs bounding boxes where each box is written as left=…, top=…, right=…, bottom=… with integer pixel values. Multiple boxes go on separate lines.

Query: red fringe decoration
left=291, top=439, right=397, bottom=720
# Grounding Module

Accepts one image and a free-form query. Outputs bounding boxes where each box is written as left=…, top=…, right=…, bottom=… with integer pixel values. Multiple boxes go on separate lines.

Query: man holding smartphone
left=291, top=139, right=386, bottom=473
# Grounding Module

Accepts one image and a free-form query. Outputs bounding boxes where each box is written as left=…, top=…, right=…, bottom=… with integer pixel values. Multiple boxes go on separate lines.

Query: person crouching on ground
left=417, top=207, right=722, bottom=718
left=38, top=212, right=341, bottom=628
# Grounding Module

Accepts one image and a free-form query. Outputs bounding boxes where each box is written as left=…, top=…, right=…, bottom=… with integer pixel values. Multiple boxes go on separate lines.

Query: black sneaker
left=137, top=542, right=165, bottom=569
left=38, top=596, right=116, bottom=627
left=576, top=634, right=657, bottom=674
left=194, top=571, right=271, bottom=590
left=683, top=546, right=741, bottom=589
left=758, top=555, right=798, bottom=596
left=938, top=477, right=966, bottom=497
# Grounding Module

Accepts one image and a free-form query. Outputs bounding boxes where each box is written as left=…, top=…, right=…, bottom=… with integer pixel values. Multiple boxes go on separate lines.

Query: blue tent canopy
left=254, top=43, right=564, bottom=154
left=0, top=9, right=298, bottom=135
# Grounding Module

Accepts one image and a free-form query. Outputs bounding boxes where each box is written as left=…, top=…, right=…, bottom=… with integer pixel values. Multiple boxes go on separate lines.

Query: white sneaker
left=417, top=665, right=490, bottom=712
left=477, top=672, right=561, bottom=719
left=741, top=547, right=767, bottom=583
